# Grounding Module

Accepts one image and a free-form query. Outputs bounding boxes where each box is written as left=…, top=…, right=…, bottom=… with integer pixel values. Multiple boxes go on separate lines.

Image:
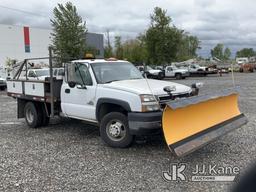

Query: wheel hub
left=109, top=122, right=122, bottom=137
left=26, top=108, right=34, bottom=123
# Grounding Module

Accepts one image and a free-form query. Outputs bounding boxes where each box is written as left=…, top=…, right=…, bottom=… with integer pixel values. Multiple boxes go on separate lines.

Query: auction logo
left=163, top=163, right=240, bottom=182
left=163, top=163, right=186, bottom=181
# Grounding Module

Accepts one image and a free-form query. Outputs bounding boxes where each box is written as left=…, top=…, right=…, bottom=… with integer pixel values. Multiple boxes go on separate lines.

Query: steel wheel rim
left=106, top=119, right=126, bottom=141
left=26, top=108, right=34, bottom=124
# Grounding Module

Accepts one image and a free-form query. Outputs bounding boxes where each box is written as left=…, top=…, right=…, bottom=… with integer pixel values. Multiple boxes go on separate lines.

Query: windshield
left=146, top=66, right=153, bottom=70
left=35, top=69, right=49, bottom=77
left=91, top=62, right=143, bottom=83
left=171, top=65, right=178, bottom=70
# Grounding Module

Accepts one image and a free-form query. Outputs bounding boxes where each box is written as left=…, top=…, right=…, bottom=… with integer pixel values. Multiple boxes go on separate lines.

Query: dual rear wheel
left=24, top=102, right=49, bottom=128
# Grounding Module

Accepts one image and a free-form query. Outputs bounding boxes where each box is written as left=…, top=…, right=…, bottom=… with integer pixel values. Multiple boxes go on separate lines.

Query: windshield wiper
left=104, top=79, right=120, bottom=83
left=130, top=77, right=142, bottom=80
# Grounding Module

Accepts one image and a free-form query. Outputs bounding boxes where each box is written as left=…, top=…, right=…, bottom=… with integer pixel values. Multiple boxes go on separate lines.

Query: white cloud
left=0, top=0, right=256, bottom=57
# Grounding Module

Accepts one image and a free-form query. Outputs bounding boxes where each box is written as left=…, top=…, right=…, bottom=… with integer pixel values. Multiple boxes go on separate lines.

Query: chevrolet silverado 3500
left=7, top=58, right=197, bottom=148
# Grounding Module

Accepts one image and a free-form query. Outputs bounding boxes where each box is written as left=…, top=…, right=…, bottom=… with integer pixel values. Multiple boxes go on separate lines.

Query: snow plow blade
left=162, top=89, right=248, bottom=157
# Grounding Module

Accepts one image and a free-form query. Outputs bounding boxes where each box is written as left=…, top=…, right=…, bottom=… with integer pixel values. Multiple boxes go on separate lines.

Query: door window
left=28, top=71, right=36, bottom=77
left=66, top=63, right=92, bottom=86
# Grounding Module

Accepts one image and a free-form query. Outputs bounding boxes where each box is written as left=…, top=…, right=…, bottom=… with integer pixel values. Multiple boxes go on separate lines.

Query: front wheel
left=100, top=112, right=134, bottom=148
left=158, top=73, right=165, bottom=80
left=175, top=73, right=182, bottom=80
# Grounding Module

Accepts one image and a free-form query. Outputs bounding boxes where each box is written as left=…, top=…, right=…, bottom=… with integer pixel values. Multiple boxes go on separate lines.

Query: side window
left=58, top=69, right=64, bottom=76
left=28, top=71, right=35, bottom=77
left=167, top=67, right=172, bottom=71
left=54, top=69, right=57, bottom=76
left=67, top=63, right=92, bottom=86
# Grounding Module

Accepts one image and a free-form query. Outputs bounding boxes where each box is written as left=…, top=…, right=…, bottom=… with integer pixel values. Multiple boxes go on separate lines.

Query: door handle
left=65, top=88, right=70, bottom=93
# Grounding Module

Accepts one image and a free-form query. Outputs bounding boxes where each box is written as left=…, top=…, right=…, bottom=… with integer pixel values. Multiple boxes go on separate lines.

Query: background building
left=0, top=24, right=104, bottom=77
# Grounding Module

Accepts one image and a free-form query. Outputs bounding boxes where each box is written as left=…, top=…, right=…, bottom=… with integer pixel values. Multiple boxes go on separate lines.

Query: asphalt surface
left=0, top=73, right=255, bottom=192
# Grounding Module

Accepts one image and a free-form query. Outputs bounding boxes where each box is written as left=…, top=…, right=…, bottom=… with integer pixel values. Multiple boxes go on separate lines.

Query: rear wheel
left=24, top=102, right=43, bottom=128
left=100, top=112, right=134, bottom=148
left=175, top=73, right=182, bottom=80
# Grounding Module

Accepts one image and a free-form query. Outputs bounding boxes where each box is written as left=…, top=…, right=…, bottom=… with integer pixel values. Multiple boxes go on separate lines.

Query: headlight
left=191, top=82, right=203, bottom=96
left=140, top=94, right=156, bottom=102
left=191, top=82, right=204, bottom=89
left=140, top=94, right=160, bottom=112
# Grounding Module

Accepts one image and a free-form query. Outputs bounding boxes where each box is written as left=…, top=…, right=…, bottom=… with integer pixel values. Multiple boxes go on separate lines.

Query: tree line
left=51, top=3, right=200, bottom=65
left=104, top=7, right=200, bottom=65
left=210, top=44, right=256, bottom=60
left=50, top=2, right=256, bottom=66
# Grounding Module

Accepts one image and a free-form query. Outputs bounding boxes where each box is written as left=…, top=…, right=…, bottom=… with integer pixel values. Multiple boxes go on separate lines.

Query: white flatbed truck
left=7, top=54, right=201, bottom=148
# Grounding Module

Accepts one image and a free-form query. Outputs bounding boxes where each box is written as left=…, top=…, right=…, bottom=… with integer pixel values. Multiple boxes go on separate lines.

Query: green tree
left=122, top=39, right=146, bottom=64
left=114, top=36, right=123, bottom=59
left=236, top=48, right=255, bottom=57
left=224, top=47, right=231, bottom=60
left=211, top=44, right=224, bottom=60
left=104, top=30, right=113, bottom=58
left=211, top=44, right=232, bottom=61
left=177, top=33, right=200, bottom=61
left=144, top=7, right=182, bottom=65
left=51, top=2, right=87, bottom=64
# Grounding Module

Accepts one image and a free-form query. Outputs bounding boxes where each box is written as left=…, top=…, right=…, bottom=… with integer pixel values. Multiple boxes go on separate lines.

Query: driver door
left=166, top=66, right=174, bottom=77
left=61, top=62, right=96, bottom=121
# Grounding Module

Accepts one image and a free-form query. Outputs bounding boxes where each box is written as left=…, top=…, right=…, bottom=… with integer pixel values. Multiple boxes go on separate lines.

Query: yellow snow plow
left=162, top=89, right=247, bottom=157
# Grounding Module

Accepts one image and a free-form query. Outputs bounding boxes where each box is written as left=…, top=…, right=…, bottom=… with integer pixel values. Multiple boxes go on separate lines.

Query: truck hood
left=102, top=79, right=192, bottom=95
left=148, top=69, right=162, bottom=75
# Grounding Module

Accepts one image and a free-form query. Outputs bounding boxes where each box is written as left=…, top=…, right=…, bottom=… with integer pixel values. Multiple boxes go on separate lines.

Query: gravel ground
left=0, top=73, right=255, bottom=192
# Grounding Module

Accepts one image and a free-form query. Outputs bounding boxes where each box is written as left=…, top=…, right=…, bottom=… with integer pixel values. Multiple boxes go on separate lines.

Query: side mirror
left=68, top=81, right=76, bottom=88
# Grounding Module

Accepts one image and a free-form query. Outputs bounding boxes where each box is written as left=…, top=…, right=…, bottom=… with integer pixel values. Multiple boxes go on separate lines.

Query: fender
left=96, top=98, right=131, bottom=121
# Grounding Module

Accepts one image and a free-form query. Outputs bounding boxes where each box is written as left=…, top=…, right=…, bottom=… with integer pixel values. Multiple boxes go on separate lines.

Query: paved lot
left=0, top=73, right=255, bottom=191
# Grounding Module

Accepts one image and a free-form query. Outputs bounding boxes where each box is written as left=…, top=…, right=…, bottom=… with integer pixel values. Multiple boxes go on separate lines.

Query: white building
left=236, top=57, right=249, bottom=64
left=0, top=24, right=51, bottom=68
left=0, top=24, right=104, bottom=78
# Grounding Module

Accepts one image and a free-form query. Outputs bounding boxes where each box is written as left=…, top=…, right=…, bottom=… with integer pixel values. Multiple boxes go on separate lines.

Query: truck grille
left=157, top=93, right=190, bottom=108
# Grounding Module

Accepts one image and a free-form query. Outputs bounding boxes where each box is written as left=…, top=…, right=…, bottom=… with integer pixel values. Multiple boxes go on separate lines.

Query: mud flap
left=162, top=89, right=248, bottom=157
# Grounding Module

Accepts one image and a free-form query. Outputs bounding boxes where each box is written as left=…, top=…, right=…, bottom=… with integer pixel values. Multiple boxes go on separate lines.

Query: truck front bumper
left=128, top=111, right=162, bottom=135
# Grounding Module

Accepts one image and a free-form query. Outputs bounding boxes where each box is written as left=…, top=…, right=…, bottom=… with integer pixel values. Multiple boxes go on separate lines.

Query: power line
left=0, top=5, right=48, bottom=18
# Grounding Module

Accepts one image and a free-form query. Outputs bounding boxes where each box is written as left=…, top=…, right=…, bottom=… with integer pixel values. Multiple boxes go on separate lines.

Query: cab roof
left=71, top=59, right=128, bottom=64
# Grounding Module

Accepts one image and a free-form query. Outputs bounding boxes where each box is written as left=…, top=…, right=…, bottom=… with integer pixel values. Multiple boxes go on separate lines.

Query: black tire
left=100, top=112, right=134, bottom=148
left=158, top=72, right=165, bottom=80
left=41, top=104, right=50, bottom=126
left=0, top=86, right=6, bottom=91
left=175, top=73, right=182, bottom=80
left=182, top=76, right=186, bottom=79
left=24, top=102, right=43, bottom=128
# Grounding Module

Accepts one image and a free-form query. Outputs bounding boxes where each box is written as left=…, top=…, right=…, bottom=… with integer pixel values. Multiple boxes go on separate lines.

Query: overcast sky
left=0, top=0, right=256, bottom=57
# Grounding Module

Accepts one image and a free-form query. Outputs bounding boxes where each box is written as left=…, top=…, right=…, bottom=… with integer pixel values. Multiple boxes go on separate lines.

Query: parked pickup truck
left=137, top=65, right=165, bottom=80
left=178, top=63, right=209, bottom=76
left=165, top=65, right=189, bottom=79
left=7, top=58, right=200, bottom=148
left=21, top=68, right=64, bottom=80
